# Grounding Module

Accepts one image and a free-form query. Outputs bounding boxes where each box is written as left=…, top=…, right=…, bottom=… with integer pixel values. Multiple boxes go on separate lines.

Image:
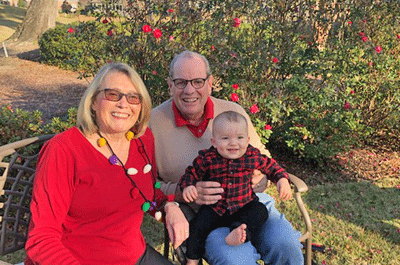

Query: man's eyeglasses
left=171, top=77, right=209, bottom=90
left=100, top=88, right=142, bottom=105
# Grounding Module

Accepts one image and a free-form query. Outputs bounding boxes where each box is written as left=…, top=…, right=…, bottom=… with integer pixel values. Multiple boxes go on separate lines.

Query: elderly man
left=150, top=50, right=303, bottom=265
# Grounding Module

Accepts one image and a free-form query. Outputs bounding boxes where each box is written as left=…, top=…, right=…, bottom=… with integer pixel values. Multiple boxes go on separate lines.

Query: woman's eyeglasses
left=172, top=77, right=209, bottom=90
left=101, top=89, right=142, bottom=105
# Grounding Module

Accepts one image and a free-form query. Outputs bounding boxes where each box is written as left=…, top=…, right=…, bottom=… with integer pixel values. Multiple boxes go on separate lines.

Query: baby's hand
left=183, top=185, right=198, bottom=203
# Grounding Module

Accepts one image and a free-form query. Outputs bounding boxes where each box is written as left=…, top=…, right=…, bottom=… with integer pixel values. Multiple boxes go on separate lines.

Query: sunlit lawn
left=0, top=5, right=94, bottom=43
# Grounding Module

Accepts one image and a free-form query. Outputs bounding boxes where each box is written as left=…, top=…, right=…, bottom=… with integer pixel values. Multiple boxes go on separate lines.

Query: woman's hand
left=194, top=181, right=224, bottom=205
left=277, top=178, right=292, bottom=200
left=164, top=202, right=189, bottom=249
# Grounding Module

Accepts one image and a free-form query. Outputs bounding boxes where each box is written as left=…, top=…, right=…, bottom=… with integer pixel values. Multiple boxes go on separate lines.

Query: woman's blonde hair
left=77, top=63, right=152, bottom=138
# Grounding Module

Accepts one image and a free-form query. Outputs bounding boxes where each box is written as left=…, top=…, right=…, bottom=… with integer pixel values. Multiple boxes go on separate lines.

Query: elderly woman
left=25, top=63, right=189, bottom=265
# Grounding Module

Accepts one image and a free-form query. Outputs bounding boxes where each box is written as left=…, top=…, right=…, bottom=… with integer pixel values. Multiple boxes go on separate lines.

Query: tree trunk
left=8, top=0, right=58, bottom=43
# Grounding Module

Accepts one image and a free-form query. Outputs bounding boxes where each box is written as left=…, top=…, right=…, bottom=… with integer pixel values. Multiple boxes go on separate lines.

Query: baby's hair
left=212, top=111, right=248, bottom=135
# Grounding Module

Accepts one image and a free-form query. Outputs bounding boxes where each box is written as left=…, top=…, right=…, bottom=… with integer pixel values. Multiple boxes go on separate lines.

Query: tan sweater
left=149, top=96, right=271, bottom=196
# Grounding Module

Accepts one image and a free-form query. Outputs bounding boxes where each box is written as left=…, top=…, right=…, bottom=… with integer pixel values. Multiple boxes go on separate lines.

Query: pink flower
left=343, top=102, right=351, bottom=110
left=68, top=27, right=74, bottom=33
left=6, top=105, right=13, bottom=113
left=322, top=261, right=327, bottom=265
left=102, top=19, right=108, bottom=24
left=350, top=90, right=355, bottom=94
left=250, top=104, right=259, bottom=114
left=153, top=28, right=162, bottom=39
left=362, top=36, right=367, bottom=42
left=231, top=93, right=239, bottom=102
left=211, top=45, right=215, bottom=51
left=265, top=124, right=272, bottom=130
left=107, top=29, right=113, bottom=36
left=233, top=18, right=241, bottom=27
left=169, top=35, right=174, bottom=40
left=368, top=61, right=373, bottom=66
left=167, top=9, right=174, bottom=12
left=142, top=25, right=152, bottom=33
left=358, top=32, right=364, bottom=36
left=272, top=57, right=279, bottom=63
left=232, top=83, right=239, bottom=90
left=363, top=19, right=367, bottom=23
left=375, top=46, right=382, bottom=53
left=396, top=185, right=400, bottom=189
left=152, top=70, right=157, bottom=75
left=397, top=34, right=400, bottom=39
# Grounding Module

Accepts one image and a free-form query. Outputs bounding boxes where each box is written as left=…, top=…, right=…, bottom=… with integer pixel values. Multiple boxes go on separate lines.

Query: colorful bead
left=125, top=131, right=134, bottom=141
left=109, top=155, right=119, bottom=165
left=142, top=201, right=150, bottom=212
left=97, top=137, right=106, bottom=147
left=143, top=164, right=152, bottom=174
left=154, top=182, right=161, bottom=189
left=127, top=168, right=138, bottom=175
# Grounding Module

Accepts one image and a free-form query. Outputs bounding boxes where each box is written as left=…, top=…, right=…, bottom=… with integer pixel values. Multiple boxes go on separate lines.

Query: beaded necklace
left=97, top=131, right=161, bottom=212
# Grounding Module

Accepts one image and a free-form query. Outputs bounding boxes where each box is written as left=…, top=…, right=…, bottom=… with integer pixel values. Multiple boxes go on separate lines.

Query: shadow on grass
left=0, top=5, right=26, bottom=30
left=304, top=181, right=400, bottom=245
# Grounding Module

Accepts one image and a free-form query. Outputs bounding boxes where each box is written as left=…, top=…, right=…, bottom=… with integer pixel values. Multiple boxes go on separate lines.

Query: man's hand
left=195, top=181, right=223, bottom=205
left=277, top=178, right=292, bottom=200
left=251, top=169, right=268, bottom=193
left=182, top=185, right=198, bottom=203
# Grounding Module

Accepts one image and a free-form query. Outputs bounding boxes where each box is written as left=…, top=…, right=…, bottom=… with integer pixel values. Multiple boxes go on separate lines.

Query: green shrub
left=0, top=106, right=77, bottom=146
left=0, top=106, right=43, bottom=145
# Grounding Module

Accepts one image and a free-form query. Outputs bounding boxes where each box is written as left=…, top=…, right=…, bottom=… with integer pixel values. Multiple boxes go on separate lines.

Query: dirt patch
left=0, top=47, right=89, bottom=121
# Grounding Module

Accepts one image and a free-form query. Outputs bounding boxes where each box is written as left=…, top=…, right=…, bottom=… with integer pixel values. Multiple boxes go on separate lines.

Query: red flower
left=142, top=25, right=152, bottom=33
left=375, top=46, right=382, bottom=53
left=348, top=21, right=352, bottom=24
left=363, top=19, right=367, bottom=23
left=232, top=83, right=239, bottom=90
left=152, top=70, right=157, bottom=75
left=6, top=105, right=13, bottom=113
left=343, top=102, right=351, bottom=110
left=231, top=93, right=239, bottom=102
left=153, top=28, right=162, bottom=39
left=350, top=90, right=355, bottom=94
left=68, top=28, right=74, bottom=33
left=167, top=9, right=174, bottom=12
left=397, top=33, right=400, bottom=39
left=102, top=19, right=108, bottom=24
left=265, top=124, right=272, bottom=130
left=358, top=32, right=364, bottom=36
left=211, top=45, right=215, bottom=51
left=233, top=18, right=241, bottom=27
left=368, top=61, right=373, bottom=66
left=362, top=36, right=367, bottom=42
left=308, top=41, right=313, bottom=46
left=250, top=104, right=259, bottom=114
left=107, top=29, right=113, bottom=36
left=272, top=57, right=279, bottom=63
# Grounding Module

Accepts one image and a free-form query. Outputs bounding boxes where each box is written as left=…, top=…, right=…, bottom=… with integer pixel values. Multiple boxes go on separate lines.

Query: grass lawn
left=0, top=4, right=94, bottom=43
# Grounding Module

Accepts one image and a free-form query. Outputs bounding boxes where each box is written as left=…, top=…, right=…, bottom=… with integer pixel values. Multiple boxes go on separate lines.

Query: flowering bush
left=38, top=0, right=400, bottom=163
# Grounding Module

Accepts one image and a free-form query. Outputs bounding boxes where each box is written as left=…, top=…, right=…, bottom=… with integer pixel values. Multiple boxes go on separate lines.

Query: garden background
left=1, top=1, right=400, bottom=264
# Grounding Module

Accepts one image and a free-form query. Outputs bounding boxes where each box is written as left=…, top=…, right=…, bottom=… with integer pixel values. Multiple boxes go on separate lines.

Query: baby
left=178, top=111, right=291, bottom=265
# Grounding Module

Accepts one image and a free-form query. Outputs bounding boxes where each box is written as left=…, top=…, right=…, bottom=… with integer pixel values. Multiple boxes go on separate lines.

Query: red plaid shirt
left=179, top=145, right=289, bottom=216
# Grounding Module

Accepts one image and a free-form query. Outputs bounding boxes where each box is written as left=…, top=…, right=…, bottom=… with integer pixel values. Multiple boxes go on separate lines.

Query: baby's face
left=211, top=120, right=250, bottom=160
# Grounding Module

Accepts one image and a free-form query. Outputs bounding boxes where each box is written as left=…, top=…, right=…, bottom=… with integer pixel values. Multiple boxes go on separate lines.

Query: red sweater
left=25, top=127, right=165, bottom=265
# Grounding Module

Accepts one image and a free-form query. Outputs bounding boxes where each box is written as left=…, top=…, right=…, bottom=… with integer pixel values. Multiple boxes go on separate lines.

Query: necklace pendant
left=109, top=155, right=119, bottom=165
left=142, top=201, right=151, bottom=212
left=127, top=167, right=138, bottom=175
left=154, top=181, right=161, bottom=189
left=143, top=164, right=152, bottom=174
